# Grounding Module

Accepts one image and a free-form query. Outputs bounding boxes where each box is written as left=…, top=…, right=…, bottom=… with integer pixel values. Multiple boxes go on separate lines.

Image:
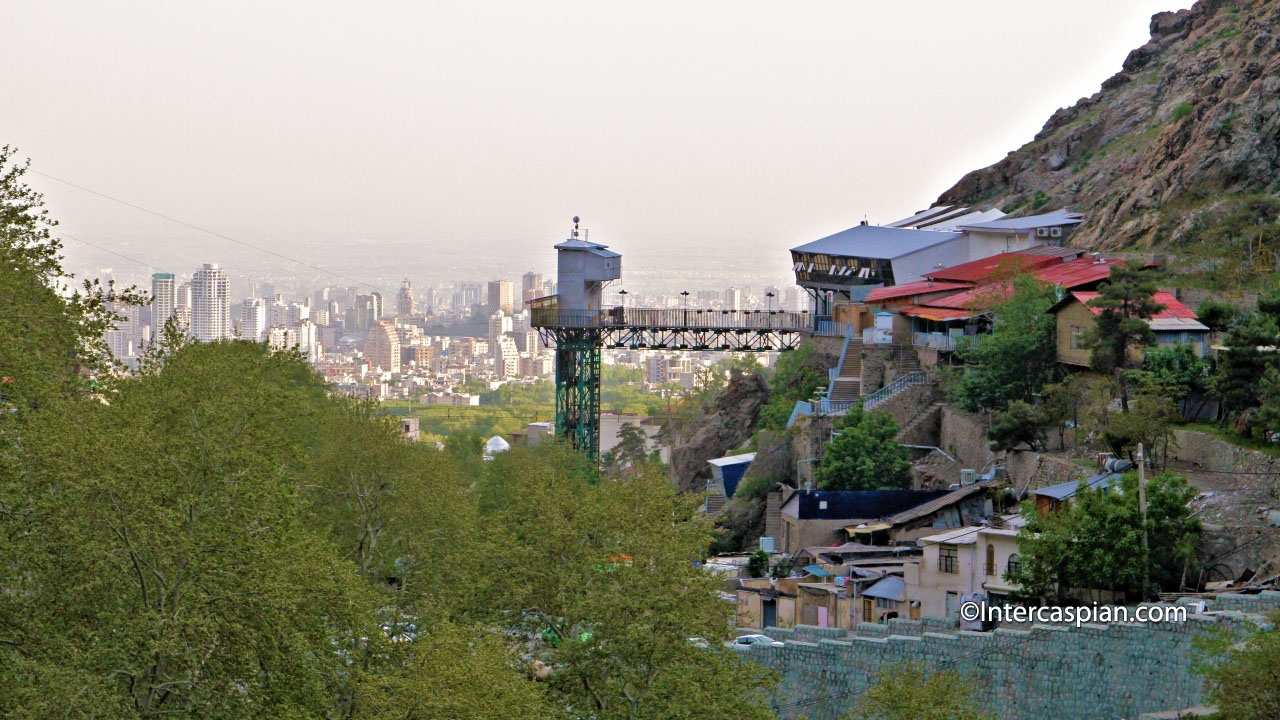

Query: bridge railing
left=531, top=296, right=813, bottom=331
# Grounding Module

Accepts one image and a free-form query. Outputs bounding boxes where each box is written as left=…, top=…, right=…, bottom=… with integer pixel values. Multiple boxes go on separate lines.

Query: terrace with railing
left=530, top=295, right=814, bottom=332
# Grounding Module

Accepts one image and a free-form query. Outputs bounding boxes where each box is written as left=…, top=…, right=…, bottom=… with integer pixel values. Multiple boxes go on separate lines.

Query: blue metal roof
left=862, top=575, right=906, bottom=601
left=785, top=490, right=949, bottom=520
left=1031, top=472, right=1123, bottom=501
left=802, top=564, right=832, bottom=578
left=790, top=224, right=963, bottom=259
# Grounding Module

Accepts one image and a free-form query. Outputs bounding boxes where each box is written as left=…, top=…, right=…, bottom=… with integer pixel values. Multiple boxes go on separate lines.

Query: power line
left=31, top=169, right=384, bottom=293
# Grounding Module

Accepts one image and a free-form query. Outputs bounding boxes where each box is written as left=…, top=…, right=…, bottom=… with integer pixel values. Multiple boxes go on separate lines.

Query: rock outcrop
left=667, top=371, right=768, bottom=493
left=939, top=0, right=1280, bottom=251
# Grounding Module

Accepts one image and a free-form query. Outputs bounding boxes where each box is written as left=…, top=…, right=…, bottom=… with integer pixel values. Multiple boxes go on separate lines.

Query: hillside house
left=903, top=516, right=1027, bottom=617
left=1049, top=291, right=1209, bottom=367
left=704, top=452, right=755, bottom=514
left=1031, top=472, right=1124, bottom=517
left=778, top=489, right=948, bottom=553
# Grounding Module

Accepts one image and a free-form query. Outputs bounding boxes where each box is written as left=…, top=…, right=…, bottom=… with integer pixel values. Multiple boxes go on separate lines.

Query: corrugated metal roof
left=1033, top=257, right=1123, bottom=288
left=790, top=224, right=964, bottom=259
left=922, top=284, right=1013, bottom=310
left=918, top=208, right=1007, bottom=231
left=1061, top=291, right=1210, bottom=332
left=861, top=575, right=906, bottom=601
left=885, top=480, right=995, bottom=525
left=865, top=280, right=971, bottom=303
left=957, top=209, right=1084, bottom=232
left=917, top=526, right=980, bottom=545
left=924, top=251, right=1065, bottom=283
left=897, top=305, right=974, bottom=322
left=1032, top=472, right=1123, bottom=501
left=885, top=205, right=958, bottom=228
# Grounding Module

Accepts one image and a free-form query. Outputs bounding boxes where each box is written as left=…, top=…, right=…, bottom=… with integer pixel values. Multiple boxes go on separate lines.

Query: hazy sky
left=6, top=0, right=1193, bottom=286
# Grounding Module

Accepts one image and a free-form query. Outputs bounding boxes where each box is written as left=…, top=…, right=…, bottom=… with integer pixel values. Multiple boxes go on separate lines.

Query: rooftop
left=790, top=224, right=963, bottom=260
left=861, top=575, right=906, bottom=602
left=782, top=489, right=950, bottom=521
left=865, top=280, right=971, bottom=303
left=884, top=480, right=996, bottom=526
left=1031, top=472, right=1124, bottom=501
left=708, top=452, right=757, bottom=467
left=957, top=209, right=1085, bottom=233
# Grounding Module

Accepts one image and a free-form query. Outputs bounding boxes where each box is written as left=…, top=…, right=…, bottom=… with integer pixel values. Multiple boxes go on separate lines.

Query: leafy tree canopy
left=814, top=406, right=911, bottom=491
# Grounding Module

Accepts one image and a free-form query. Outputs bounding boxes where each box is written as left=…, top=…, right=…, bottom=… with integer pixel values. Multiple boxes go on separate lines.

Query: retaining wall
left=748, top=592, right=1280, bottom=720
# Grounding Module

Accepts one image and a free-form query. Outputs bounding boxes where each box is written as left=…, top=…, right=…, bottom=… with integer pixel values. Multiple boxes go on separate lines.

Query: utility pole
left=1138, top=443, right=1149, bottom=598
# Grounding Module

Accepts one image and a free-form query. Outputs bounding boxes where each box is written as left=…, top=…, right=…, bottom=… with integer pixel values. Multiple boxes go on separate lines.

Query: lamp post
left=680, top=290, right=690, bottom=326
left=765, top=291, right=775, bottom=314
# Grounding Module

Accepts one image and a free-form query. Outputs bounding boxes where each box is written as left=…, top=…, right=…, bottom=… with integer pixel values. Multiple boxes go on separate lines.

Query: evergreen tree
left=952, top=274, right=1060, bottom=412
left=814, top=406, right=911, bottom=491
left=1085, top=260, right=1164, bottom=411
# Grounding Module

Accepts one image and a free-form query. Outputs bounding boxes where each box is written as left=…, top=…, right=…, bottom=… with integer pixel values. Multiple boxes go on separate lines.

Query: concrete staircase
left=828, top=339, right=863, bottom=402
left=764, top=492, right=783, bottom=542
left=892, top=343, right=921, bottom=374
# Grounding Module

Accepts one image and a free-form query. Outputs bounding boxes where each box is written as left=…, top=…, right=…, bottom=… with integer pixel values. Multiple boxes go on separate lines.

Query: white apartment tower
left=240, top=298, right=267, bottom=342
left=724, top=286, right=742, bottom=311
left=151, top=272, right=175, bottom=340
left=191, top=263, right=232, bottom=342
left=397, top=278, right=415, bottom=317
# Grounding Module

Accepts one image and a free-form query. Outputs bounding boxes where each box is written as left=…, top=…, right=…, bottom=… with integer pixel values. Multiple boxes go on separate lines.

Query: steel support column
left=552, top=328, right=604, bottom=462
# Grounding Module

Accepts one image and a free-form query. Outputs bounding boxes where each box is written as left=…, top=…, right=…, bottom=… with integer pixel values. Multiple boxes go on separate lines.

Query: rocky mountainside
left=939, top=0, right=1280, bottom=254
left=666, top=371, right=769, bottom=493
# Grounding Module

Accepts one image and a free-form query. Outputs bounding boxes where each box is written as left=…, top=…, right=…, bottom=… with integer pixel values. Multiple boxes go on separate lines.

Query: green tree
left=815, top=406, right=911, bottom=491
left=757, top=343, right=825, bottom=431
left=0, top=146, right=128, bottom=413
left=1085, top=260, right=1164, bottom=411
left=477, top=444, right=777, bottom=719
left=850, top=662, right=994, bottom=720
left=0, top=342, right=375, bottom=718
left=1196, top=611, right=1280, bottom=720
left=1195, top=297, right=1240, bottom=333
left=987, top=399, right=1047, bottom=452
left=1130, top=343, right=1213, bottom=421
left=601, top=422, right=657, bottom=476
left=1211, top=309, right=1280, bottom=425
left=952, top=274, right=1059, bottom=412
left=746, top=549, right=770, bottom=578
left=1009, top=472, right=1200, bottom=602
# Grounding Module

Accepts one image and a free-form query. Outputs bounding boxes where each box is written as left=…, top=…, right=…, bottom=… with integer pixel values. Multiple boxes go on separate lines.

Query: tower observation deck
left=530, top=218, right=811, bottom=462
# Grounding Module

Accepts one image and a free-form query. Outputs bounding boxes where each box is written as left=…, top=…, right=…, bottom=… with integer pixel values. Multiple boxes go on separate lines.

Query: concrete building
left=397, top=278, right=415, bottom=317
left=724, top=286, right=742, bottom=311
left=364, top=320, right=400, bottom=373
left=487, top=279, right=514, bottom=314
left=240, top=298, right=266, bottom=342
left=150, top=273, right=175, bottom=341
left=191, top=263, right=231, bottom=342
left=903, top=515, right=1027, bottom=618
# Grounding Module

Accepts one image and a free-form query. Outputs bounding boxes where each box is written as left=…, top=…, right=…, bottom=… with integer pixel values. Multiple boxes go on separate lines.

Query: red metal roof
left=1033, top=257, right=1124, bottom=288
left=865, top=280, right=971, bottom=303
left=923, top=283, right=1012, bottom=310
left=923, top=252, right=1064, bottom=283
left=897, top=305, right=974, bottom=321
left=1068, top=291, right=1199, bottom=319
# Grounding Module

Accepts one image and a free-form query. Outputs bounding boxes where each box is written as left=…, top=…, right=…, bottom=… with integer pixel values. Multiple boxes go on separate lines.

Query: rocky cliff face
left=940, top=0, right=1280, bottom=251
left=666, top=371, right=768, bottom=493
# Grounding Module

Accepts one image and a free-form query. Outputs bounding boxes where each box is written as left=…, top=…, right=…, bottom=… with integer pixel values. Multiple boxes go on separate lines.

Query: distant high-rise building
left=105, top=300, right=140, bottom=360
left=191, top=263, right=231, bottom=342
left=487, top=279, right=514, bottom=314
left=240, top=298, right=266, bottom=342
left=397, top=278, right=415, bottom=317
left=724, top=286, right=741, bottom=311
left=151, top=272, right=175, bottom=340
left=364, top=320, right=400, bottom=373
left=460, top=282, right=483, bottom=308
left=495, top=336, right=520, bottom=377
left=488, top=311, right=513, bottom=348
left=369, top=291, right=383, bottom=320
left=521, top=272, right=543, bottom=308
left=175, top=282, right=193, bottom=311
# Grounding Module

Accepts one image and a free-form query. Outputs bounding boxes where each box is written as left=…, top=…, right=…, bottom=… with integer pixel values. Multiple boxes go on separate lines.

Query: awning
left=844, top=522, right=891, bottom=535
left=897, top=305, right=973, bottom=322
left=802, top=564, right=832, bottom=578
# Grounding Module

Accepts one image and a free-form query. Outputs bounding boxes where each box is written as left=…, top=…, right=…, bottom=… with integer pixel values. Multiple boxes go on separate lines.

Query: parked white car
left=726, top=634, right=783, bottom=651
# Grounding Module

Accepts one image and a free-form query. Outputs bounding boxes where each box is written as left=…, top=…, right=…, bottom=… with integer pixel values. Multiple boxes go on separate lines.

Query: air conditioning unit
left=1036, top=227, right=1050, bottom=237
left=1049, top=226, right=1063, bottom=237
left=960, top=469, right=978, bottom=486
left=760, top=536, right=776, bottom=553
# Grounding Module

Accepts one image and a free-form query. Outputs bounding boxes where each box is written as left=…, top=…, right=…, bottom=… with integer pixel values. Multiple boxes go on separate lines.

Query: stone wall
left=749, top=592, right=1280, bottom=720
left=940, top=406, right=995, bottom=470
left=1005, top=451, right=1093, bottom=494
left=1170, top=428, right=1280, bottom=476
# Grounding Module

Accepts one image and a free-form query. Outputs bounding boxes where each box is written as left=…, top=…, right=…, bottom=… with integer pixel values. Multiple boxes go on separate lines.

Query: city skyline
left=9, top=0, right=1190, bottom=292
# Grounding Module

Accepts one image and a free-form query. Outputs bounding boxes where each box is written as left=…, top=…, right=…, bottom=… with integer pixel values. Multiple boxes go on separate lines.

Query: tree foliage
left=1085, top=261, right=1164, bottom=410
left=952, top=274, right=1059, bottom=412
left=815, top=406, right=911, bottom=491
left=1196, top=611, right=1280, bottom=720
left=757, top=343, right=825, bottom=431
left=850, top=662, right=994, bottom=720
left=1009, top=472, right=1200, bottom=603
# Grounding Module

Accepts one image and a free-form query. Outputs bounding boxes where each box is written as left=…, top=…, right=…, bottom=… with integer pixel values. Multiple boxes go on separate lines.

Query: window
left=1070, top=325, right=1087, bottom=350
left=938, top=545, right=958, bottom=574
left=985, top=544, right=995, bottom=576
left=1006, top=554, right=1021, bottom=578
left=874, top=597, right=896, bottom=610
